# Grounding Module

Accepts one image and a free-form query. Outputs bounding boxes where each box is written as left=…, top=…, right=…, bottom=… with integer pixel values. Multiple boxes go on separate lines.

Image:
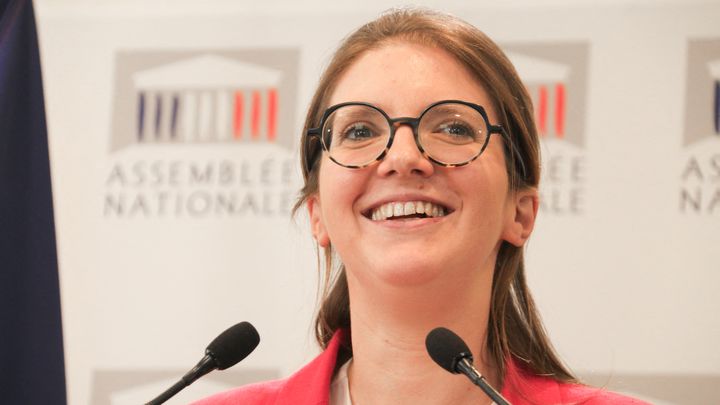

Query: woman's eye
left=341, top=123, right=375, bottom=140
left=437, top=122, right=475, bottom=138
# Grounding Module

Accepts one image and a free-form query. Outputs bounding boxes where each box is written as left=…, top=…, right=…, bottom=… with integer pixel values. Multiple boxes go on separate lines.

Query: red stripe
left=555, top=83, right=565, bottom=139
left=251, top=91, right=261, bottom=139
left=267, top=89, right=277, bottom=142
left=538, top=86, right=548, bottom=136
left=234, top=91, right=243, bottom=139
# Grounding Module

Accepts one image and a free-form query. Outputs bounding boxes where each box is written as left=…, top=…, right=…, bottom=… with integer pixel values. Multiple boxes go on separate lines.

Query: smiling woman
left=195, top=8, right=647, bottom=405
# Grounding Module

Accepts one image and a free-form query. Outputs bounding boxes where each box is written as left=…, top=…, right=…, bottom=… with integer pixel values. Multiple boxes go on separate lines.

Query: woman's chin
left=357, top=260, right=451, bottom=289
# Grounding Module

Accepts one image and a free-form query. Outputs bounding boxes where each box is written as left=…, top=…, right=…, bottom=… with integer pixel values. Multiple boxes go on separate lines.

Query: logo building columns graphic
left=132, top=55, right=282, bottom=145
left=503, top=46, right=588, bottom=215
left=506, top=52, right=569, bottom=140
left=106, top=50, right=299, bottom=218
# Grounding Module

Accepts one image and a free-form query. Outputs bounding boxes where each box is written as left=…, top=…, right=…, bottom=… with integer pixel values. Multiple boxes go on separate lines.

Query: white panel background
left=35, top=0, right=720, bottom=404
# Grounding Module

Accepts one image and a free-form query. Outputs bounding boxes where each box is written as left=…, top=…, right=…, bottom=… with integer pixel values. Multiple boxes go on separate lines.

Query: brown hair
left=293, top=8, right=576, bottom=384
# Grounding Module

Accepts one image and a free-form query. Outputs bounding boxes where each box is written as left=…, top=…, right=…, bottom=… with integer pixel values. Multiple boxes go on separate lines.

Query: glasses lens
left=418, top=103, right=489, bottom=165
left=323, top=105, right=390, bottom=167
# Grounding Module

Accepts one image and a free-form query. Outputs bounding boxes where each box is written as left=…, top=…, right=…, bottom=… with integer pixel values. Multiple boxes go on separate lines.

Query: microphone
left=146, top=321, right=260, bottom=405
left=425, top=327, right=511, bottom=405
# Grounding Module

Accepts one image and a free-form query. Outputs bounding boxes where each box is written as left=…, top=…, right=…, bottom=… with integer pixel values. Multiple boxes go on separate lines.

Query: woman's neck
left=344, top=267, right=499, bottom=405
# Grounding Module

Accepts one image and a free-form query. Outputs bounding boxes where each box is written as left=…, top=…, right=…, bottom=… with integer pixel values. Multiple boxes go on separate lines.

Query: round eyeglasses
left=306, top=100, right=508, bottom=169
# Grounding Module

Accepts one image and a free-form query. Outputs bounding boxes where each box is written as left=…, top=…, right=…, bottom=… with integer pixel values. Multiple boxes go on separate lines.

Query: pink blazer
left=193, top=329, right=648, bottom=405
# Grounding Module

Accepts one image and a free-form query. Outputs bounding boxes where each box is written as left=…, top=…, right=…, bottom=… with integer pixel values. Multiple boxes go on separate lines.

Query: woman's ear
left=502, top=188, right=539, bottom=247
left=307, top=195, right=330, bottom=248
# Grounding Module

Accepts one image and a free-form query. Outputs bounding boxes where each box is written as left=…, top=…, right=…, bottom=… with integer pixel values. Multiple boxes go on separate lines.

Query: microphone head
left=425, top=327, right=473, bottom=374
left=206, top=321, right=260, bottom=370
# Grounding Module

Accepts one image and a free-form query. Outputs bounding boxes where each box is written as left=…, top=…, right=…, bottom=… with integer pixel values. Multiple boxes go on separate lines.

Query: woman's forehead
left=327, top=41, right=496, bottom=118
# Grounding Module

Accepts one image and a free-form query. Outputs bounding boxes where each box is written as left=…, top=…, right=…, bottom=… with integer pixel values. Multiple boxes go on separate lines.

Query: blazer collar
left=274, top=329, right=347, bottom=405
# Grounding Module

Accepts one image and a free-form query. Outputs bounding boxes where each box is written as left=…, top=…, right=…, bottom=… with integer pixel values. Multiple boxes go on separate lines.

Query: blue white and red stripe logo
left=132, top=54, right=282, bottom=144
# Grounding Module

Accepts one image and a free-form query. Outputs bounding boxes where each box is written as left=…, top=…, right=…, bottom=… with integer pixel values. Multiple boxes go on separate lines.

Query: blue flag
left=0, top=0, right=67, bottom=403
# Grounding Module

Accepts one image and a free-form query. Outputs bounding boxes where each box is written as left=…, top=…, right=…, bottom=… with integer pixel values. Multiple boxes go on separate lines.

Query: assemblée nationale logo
left=104, top=50, right=299, bottom=218
left=505, top=43, right=589, bottom=215
left=680, top=39, right=720, bottom=215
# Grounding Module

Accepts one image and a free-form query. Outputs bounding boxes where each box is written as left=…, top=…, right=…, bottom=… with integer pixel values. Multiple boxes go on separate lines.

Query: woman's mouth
left=366, top=201, right=451, bottom=221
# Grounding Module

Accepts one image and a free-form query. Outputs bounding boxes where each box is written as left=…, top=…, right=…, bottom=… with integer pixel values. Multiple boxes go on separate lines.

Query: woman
left=197, top=8, right=646, bottom=405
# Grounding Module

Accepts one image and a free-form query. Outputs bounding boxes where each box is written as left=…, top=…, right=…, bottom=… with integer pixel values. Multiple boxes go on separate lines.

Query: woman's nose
left=376, top=125, right=434, bottom=177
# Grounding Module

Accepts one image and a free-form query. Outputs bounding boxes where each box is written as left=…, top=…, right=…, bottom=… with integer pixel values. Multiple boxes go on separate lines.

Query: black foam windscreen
left=205, top=321, right=260, bottom=370
left=425, top=327, right=473, bottom=374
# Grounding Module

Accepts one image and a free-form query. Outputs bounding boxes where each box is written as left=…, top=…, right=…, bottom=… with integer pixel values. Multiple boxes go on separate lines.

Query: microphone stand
left=146, top=355, right=216, bottom=405
left=455, top=358, right=510, bottom=405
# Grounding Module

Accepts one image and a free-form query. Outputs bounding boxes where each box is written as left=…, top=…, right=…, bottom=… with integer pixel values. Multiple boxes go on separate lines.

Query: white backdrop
left=36, top=0, right=720, bottom=404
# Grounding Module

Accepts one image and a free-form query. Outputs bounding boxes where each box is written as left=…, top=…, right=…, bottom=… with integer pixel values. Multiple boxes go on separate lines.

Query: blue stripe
left=138, top=92, right=145, bottom=141
left=155, top=94, right=163, bottom=138
left=715, top=81, right=719, bottom=134
left=171, top=94, right=179, bottom=139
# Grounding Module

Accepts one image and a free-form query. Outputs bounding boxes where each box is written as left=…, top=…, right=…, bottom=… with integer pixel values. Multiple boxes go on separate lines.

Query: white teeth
left=383, top=204, right=393, bottom=218
left=403, top=202, right=414, bottom=216
left=369, top=200, right=449, bottom=221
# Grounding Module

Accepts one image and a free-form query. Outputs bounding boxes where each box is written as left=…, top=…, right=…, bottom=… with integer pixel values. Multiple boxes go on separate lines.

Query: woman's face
left=308, top=41, right=534, bottom=288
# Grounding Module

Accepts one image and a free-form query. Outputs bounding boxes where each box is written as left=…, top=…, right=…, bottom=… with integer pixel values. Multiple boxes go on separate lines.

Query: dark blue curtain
left=0, top=0, right=67, bottom=403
